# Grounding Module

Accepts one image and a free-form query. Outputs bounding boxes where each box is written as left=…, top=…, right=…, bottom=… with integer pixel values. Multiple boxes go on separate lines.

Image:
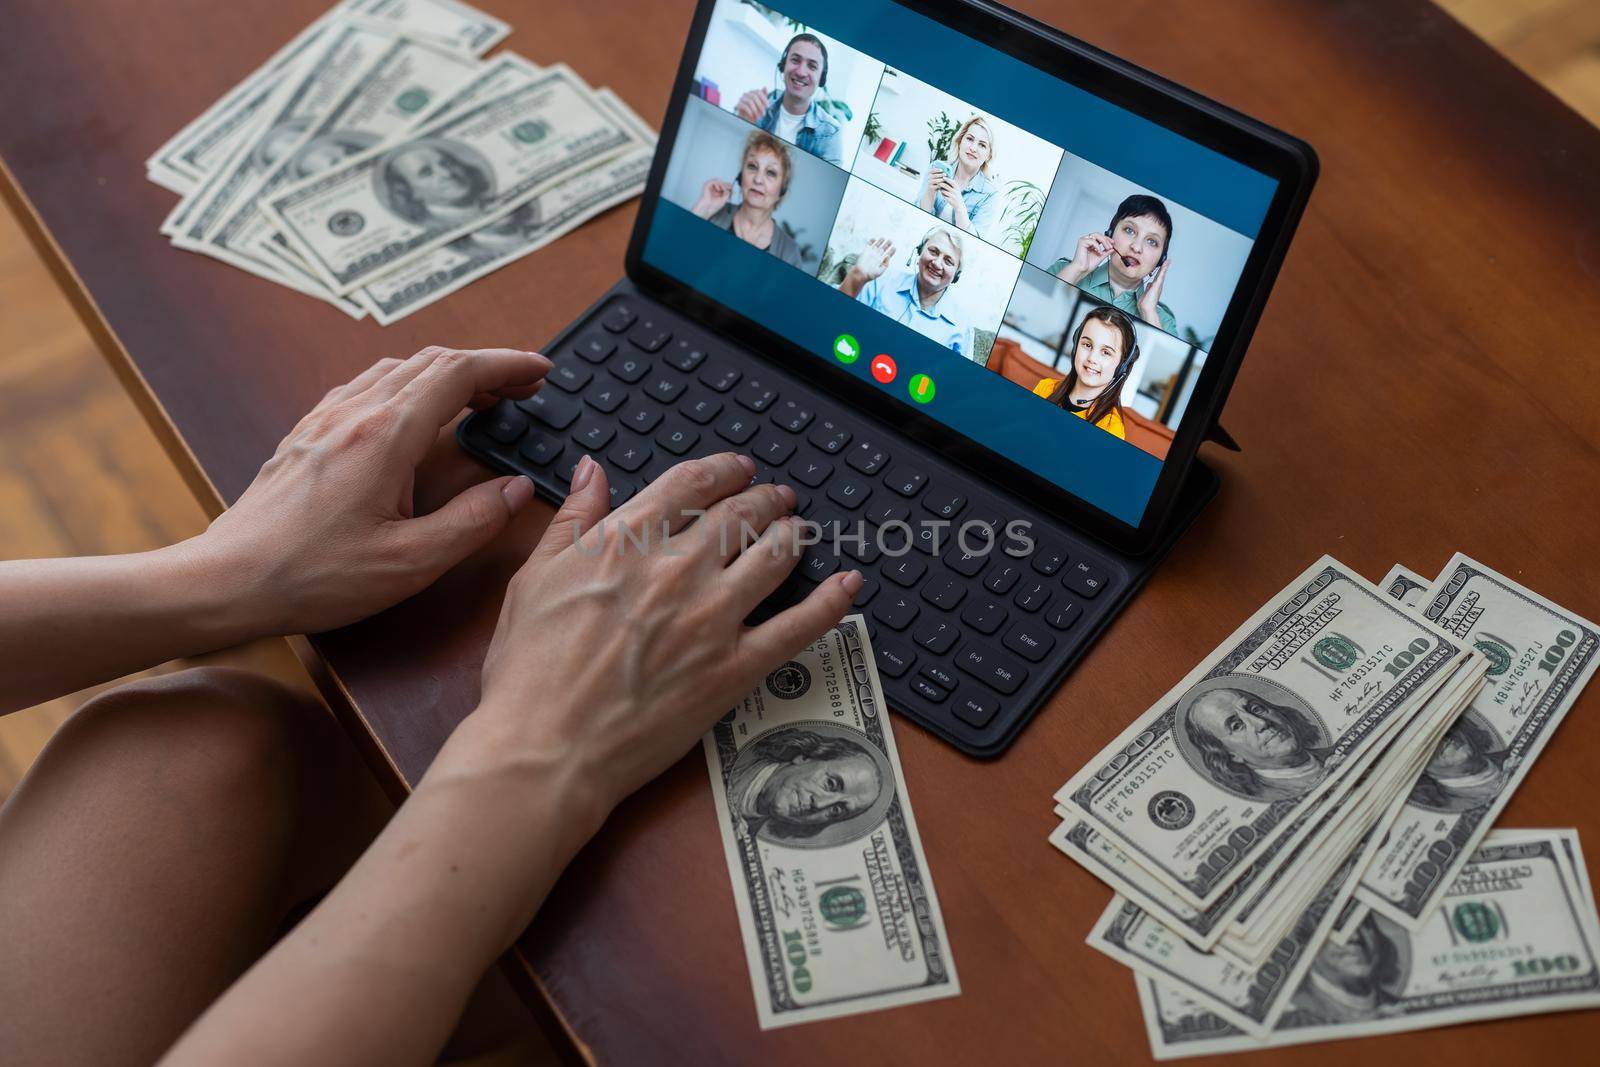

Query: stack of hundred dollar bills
left=1051, top=554, right=1600, bottom=1056
left=146, top=0, right=655, bottom=325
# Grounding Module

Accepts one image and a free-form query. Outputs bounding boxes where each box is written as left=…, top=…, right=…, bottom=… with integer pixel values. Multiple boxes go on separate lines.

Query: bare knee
left=43, top=667, right=330, bottom=810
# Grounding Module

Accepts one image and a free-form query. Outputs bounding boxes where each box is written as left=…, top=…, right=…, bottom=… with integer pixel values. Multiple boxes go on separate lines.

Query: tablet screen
left=640, top=0, right=1279, bottom=526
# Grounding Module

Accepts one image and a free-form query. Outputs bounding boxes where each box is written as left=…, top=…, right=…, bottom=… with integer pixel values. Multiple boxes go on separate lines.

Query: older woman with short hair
left=691, top=130, right=805, bottom=268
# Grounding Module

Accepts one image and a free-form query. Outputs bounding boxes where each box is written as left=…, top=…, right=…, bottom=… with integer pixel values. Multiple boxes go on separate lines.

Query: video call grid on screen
left=648, top=0, right=1279, bottom=523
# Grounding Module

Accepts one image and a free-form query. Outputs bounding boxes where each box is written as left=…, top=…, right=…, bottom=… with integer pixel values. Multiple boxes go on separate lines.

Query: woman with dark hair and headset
left=1032, top=304, right=1141, bottom=441
left=1048, top=193, right=1178, bottom=334
left=689, top=130, right=805, bottom=268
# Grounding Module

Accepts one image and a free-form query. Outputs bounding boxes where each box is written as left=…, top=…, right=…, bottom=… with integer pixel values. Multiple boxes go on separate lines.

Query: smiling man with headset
left=732, top=31, right=843, bottom=166
left=837, top=225, right=972, bottom=355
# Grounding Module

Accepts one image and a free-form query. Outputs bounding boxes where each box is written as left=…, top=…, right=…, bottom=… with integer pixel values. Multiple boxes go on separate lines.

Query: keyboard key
left=573, top=335, right=615, bottom=363
left=841, top=529, right=882, bottom=565
left=914, top=618, right=961, bottom=655
left=953, top=692, right=999, bottom=728
left=572, top=420, right=616, bottom=451
left=789, top=455, right=833, bottom=488
left=483, top=403, right=529, bottom=444
left=771, top=399, right=814, bottom=433
left=714, top=413, right=758, bottom=445
left=825, top=475, right=871, bottom=510
left=639, top=451, right=678, bottom=484
left=555, top=451, right=591, bottom=485
left=799, top=546, right=839, bottom=582
left=883, top=555, right=927, bottom=587
left=736, top=379, right=778, bottom=412
left=922, top=488, right=966, bottom=520
left=983, top=562, right=1023, bottom=595
left=1032, top=543, right=1069, bottom=576
left=600, top=302, right=637, bottom=333
left=911, top=523, right=950, bottom=556
left=910, top=677, right=948, bottom=703
left=518, top=390, right=580, bottom=430
left=945, top=543, right=987, bottom=577
left=884, top=465, right=927, bottom=498
left=865, top=499, right=911, bottom=526
left=960, top=597, right=1008, bottom=635
left=627, top=319, right=671, bottom=352
left=874, top=638, right=916, bottom=678
left=807, top=419, right=851, bottom=454
left=662, top=339, right=707, bottom=372
left=1014, top=580, right=1051, bottom=613
left=1063, top=560, right=1110, bottom=598
left=1046, top=600, right=1082, bottom=630
left=699, top=363, right=742, bottom=392
left=680, top=389, right=723, bottom=424
left=920, top=575, right=966, bottom=611
left=920, top=664, right=960, bottom=691
left=621, top=404, right=663, bottom=434
left=517, top=432, right=564, bottom=466
left=1002, top=621, right=1055, bottom=663
left=610, top=354, right=650, bottom=384
left=548, top=362, right=592, bottom=392
left=1001, top=523, right=1035, bottom=559
left=583, top=382, right=627, bottom=414
left=852, top=573, right=880, bottom=607
left=873, top=593, right=920, bottom=631
left=608, top=440, right=652, bottom=473
left=608, top=480, right=636, bottom=507
left=847, top=441, right=890, bottom=475
left=754, top=436, right=795, bottom=466
left=956, top=642, right=1028, bottom=695
left=643, top=373, right=684, bottom=404
left=655, top=422, right=700, bottom=456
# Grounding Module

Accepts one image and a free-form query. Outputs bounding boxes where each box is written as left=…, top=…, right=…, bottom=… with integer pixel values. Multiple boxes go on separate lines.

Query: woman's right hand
left=457, top=453, right=861, bottom=834
left=1057, top=232, right=1114, bottom=284
left=691, top=178, right=734, bottom=219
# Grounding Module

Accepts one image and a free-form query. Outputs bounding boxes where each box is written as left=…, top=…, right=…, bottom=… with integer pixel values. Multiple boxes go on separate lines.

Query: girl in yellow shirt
left=1032, top=304, right=1140, bottom=441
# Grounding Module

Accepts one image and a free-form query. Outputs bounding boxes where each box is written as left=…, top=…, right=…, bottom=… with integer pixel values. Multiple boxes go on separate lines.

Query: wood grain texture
left=4, top=0, right=1600, bottom=1062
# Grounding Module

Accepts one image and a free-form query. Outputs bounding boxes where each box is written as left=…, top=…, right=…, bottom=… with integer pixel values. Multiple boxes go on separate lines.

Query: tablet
left=626, top=0, right=1316, bottom=553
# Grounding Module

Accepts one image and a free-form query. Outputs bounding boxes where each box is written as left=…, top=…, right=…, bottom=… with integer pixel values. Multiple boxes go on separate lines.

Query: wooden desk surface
left=6, top=0, right=1600, bottom=1061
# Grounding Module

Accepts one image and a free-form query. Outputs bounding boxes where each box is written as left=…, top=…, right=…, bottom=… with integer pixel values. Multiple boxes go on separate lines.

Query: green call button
left=832, top=333, right=860, bottom=364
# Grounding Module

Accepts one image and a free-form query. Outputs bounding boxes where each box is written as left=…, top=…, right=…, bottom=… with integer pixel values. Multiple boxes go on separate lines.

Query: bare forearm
left=161, top=719, right=606, bottom=1067
left=0, top=539, right=260, bottom=714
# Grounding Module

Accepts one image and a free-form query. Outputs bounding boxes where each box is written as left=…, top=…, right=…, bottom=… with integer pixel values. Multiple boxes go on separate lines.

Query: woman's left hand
left=1137, top=259, right=1170, bottom=327
left=195, top=347, right=551, bottom=637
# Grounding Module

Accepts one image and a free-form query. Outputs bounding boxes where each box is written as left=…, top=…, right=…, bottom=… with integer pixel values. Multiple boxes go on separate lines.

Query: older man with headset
left=838, top=225, right=972, bottom=355
left=732, top=32, right=843, bottom=166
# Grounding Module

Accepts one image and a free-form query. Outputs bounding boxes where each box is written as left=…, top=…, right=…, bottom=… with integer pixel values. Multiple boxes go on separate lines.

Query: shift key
left=956, top=641, right=1028, bottom=695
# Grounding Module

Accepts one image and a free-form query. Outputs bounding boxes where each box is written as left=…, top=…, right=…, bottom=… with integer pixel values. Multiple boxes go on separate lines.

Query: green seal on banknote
left=765, top=662, right=811, bottom=700
left=1473, top=637, right=1514, bottom=677
left=396, top=88, right=431, bottom=113
left=818, top=886, right=868, bottom=930
left=1450, top=900, right=1501, bottom=942
left=512, top=119, right=548, bottom=144
left=1312, top=633, right=1362, bottom=671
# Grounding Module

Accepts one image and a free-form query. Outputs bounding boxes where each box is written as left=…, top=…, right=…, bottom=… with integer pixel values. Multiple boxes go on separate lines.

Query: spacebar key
left=955, top=641, right=1028, bottom=696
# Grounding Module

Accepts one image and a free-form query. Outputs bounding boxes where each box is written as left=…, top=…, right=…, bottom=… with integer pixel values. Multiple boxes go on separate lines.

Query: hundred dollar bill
left=265, top=65, right=636, bottom=294
left=1355, top=554, right=1600, bottom=928
left=1089, top=816, right=1384, bottom=1039
left=146, top=0, right=504, bottom=185
left=1137, top=828, right=1600, bottom=1057
left=1056, top=556, right=1465, bottom=909
left=356, top=88, right=654, bottom=324
left=703, top=616, right=959, bottom=1028
left=1381, top=563, right=1430, bottom=610
left=176, top=21, right=394, bottom=248
left=212, top=35, right=480, bottom=280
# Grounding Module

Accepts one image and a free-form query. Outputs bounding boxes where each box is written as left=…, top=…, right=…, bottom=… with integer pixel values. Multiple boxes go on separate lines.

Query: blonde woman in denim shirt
left=916, top=116, right=1001, bottom=240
